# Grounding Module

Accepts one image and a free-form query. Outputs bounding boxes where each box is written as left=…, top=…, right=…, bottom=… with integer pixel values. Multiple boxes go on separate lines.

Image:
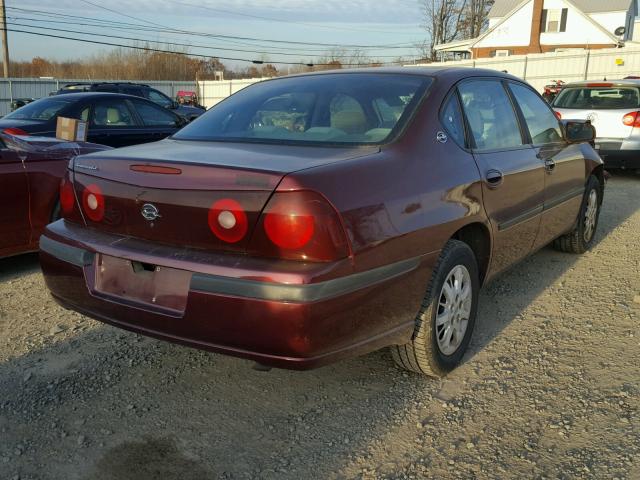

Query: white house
left=436, top=0, right=638, bottom=59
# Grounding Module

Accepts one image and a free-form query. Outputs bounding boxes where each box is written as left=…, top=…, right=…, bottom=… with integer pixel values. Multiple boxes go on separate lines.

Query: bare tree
left=422, top=0, right=467, bottom=61
left=421, top=0, right=494, bottom=61
left=459, top=0, right=494, bottom=39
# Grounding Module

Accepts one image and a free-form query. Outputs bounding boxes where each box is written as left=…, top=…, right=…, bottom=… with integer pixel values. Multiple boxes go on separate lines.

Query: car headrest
left=106, top=108, right=122, bottom=124
left=331, top=110, right=367, bottom=134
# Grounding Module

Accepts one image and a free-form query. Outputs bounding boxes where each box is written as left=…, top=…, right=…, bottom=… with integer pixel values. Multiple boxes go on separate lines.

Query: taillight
left=208, top=198, right=248, bottom=243
left=3, top=127, right=28, bottom=136
left=554, top=111, right=562, bottom=120
left=59, top=176, right=75, bottom=214
left=623, top=111, right=640, bottom=127
left=81, top=184, right=105, bottom=222
left=249, top=191, right=350, bottom=262
left=58, top=170, right=83, bottom=223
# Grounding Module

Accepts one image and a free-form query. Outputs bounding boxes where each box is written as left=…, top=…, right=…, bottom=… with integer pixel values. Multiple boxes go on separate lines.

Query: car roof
left=61, top=82, right=151, bottom=87
left=52, top=92, right=145, bottom=100
left=267, top=66, right=524, bottom=84
left=561, top=79, right=640, bottom=87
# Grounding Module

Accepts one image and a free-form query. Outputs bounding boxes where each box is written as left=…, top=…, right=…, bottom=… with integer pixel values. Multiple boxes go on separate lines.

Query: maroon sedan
left=40, top=68, right=604, bottom=376
left=0, top=134, right=111, bottom=258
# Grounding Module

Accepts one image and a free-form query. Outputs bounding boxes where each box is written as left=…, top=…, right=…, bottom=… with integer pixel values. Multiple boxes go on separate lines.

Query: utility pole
left=0, top=0, right=9, bottom=78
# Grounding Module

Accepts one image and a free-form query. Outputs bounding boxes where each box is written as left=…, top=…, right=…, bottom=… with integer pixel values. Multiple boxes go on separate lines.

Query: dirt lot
left=0, top=173, right=638, bottom=480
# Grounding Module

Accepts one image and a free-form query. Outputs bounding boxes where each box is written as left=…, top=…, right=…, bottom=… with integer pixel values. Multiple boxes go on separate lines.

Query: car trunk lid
left=71, top=139, right=378, bottom=254
left=555, top=107, right=634, bottom=139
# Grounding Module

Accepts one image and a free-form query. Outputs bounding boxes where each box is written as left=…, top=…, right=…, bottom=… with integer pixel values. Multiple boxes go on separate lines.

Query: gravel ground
left=0, top=173, right=638, bottom=480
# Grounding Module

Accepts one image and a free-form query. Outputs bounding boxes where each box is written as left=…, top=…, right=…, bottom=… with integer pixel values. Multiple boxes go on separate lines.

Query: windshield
left=554, top=86, right=640, bottom=109
left=5, top=98, right=72, bottom=121
left=173, top=73, right=432, bottom=145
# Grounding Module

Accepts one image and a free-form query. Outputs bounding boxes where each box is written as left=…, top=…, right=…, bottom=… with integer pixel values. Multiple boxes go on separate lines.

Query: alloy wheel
left=583, top=188, right=598, bottom=243
left=436, top=265, right=472, bottom=356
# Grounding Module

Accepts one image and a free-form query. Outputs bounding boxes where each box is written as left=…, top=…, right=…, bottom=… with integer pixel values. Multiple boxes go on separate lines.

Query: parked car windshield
left=554, top=86, right=640, bottom=109
left=5, top=98, right=72, bottom=121
left=173, top=73, right=432, bottom=145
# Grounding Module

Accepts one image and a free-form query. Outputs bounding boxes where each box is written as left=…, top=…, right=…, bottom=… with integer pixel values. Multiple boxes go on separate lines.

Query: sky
left=7, top=0, right=427, bottom=70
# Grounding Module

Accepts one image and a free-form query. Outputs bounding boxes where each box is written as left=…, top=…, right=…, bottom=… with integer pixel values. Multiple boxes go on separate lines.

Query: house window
left=490, top=49, right=511, bottom=57
left=541, top=8, right=568, bottom=33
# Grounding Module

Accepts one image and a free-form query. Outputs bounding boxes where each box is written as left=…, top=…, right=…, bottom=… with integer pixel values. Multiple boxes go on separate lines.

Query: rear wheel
left=391, top=240, right=480, bottom=377
left=553, top=175, right=601, bottom=254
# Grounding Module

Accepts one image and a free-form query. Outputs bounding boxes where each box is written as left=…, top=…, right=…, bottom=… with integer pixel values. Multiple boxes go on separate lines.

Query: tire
left=391, top=240, right=480, bottom=377
left=552, top=175, right=601, bottom=254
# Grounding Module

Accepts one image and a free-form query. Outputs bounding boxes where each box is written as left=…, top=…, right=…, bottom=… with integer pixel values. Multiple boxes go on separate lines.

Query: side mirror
left=563, top=120, right=596, bottom=144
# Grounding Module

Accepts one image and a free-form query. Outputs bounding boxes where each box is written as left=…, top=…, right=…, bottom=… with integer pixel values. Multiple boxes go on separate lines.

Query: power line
left=6, top=20, right=419, bottom=60
left=167, top=0, right=421, bottom=36
left=7, top=6, right=423, bottom=51
left=34, top=3, right=421, bottom=50
left=3, top=26, right=413, bottom=67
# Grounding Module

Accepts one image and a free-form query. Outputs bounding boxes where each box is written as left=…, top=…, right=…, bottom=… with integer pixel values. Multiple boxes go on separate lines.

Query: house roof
left=475, top=0, right=620, bottom=50
left=488, top=0, right=633, bottom=17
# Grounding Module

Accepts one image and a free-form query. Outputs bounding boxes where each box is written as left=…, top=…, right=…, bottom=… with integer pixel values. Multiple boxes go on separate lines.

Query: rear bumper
left=595, top=138, right=640, bottom=169
left=40, top=221, right=434, bottom=369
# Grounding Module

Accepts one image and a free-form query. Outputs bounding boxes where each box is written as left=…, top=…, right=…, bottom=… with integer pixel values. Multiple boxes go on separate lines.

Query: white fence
left=412, top=45, right=640, bottom=91
left=197, top=78, right=268, bottom=109
left=6, top=47, right=638, bottom=116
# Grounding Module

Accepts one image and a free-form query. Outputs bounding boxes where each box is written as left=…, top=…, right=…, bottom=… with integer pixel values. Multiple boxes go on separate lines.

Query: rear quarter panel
left=283, top=78, right=488, bottom=274
left=280, top=81, right=489, bottom=340
left=26, top=143, right=113, bottom=241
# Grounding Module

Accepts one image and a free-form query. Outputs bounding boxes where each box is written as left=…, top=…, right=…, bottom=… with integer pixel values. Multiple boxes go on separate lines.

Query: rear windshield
left=173, top=73, right=432, bottom=145
left=5, top=98, right=71, bottom=121
left=554, top=86, right=640, bottom=109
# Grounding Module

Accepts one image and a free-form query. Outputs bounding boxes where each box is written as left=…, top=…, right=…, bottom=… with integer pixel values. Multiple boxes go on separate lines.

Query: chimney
left=530, top=0, right=545, bottom=52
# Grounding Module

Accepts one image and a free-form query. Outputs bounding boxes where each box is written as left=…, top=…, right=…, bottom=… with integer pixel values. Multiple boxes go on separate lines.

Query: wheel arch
left=450, top=221, right=492, bottom=285
left=590, top=164, right=605, bottom=204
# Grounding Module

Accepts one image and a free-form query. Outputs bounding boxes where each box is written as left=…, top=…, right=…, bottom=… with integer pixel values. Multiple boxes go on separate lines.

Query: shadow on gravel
left=466, top=171, right=640, bottom=361
left=0, top=252, right=40, bottom=280
left=0, top=173, right=637, bottom=479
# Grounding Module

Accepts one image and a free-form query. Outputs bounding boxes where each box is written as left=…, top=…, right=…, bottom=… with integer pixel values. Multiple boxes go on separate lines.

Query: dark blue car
left=0, top=93, right=188, bottom=148
left=56, top=82, right=206, bottom=121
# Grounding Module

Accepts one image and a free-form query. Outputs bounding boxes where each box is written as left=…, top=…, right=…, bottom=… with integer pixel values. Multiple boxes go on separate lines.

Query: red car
left=0, top=134, right=111, bottom=258
left=40, top=68, right=603, bottom=376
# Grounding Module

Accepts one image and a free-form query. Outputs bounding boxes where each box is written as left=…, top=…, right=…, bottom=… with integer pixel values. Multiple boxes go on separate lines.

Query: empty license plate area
left=94, top=254, right=191, bottom=313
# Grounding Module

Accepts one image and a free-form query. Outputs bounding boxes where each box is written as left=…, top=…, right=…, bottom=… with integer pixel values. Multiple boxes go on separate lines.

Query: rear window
left=554, top=86, right=640, bottom=109
left=5, top=98, right=71, bottom=121
left=173, top=73, right=431, bottom=146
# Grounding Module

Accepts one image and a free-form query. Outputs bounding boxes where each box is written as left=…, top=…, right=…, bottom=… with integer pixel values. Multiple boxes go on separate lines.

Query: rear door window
left=91, top=99, right=137, bottom=127
left=440, top=94, right=466, bottom=146
left=122, top=87, right=146, bottom=97
left=508, top=83, right=563, bottom=145
left=554, top=87, right=640, bottom=109
left=130, top=99, right=179, bottom=126
left=147, top=89, right=174, bottom=108
left=458, top=80, right=524, bottom=151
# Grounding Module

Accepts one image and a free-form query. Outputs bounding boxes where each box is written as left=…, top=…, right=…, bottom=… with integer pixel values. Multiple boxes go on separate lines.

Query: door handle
left=485, top=169, right=503, bottom=188
left=544, top=158, right=556, bottom=172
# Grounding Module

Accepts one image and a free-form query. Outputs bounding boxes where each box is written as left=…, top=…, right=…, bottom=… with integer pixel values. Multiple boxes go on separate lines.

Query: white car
left=553, top=80, right=640, bottom=170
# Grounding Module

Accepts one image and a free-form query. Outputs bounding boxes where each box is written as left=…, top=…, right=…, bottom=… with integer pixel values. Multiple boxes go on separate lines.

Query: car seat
left=106, top=108, right=127, bottom=126
left=465, top=100, right=485, bottom=148
left=331, top=110, right=368, bottom=135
